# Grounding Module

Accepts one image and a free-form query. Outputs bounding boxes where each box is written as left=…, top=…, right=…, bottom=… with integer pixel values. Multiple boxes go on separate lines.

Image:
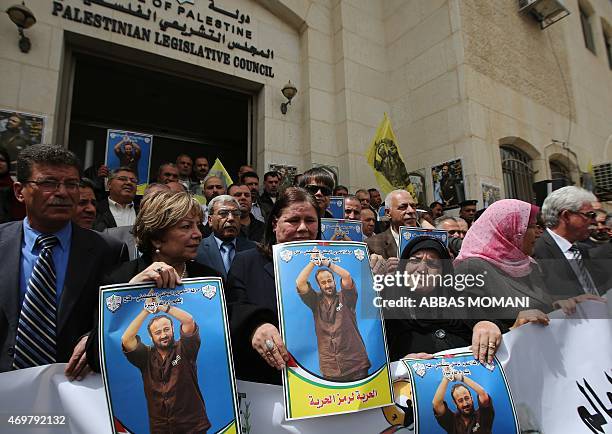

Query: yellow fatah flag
left=208, top=158, right=234, bottom=190
left=366, top=113, right=415, bottom=197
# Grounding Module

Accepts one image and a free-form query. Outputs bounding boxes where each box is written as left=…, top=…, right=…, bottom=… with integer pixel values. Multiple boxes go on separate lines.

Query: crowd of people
left=0, top=144, right=609, bottom=423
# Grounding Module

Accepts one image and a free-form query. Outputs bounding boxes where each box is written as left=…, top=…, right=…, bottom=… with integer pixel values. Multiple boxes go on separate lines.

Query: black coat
left=225, top=248, right=280, bottom=384
left=533, top=230, right=604, bottom=299
left=385, top=319, right=476, bottom=361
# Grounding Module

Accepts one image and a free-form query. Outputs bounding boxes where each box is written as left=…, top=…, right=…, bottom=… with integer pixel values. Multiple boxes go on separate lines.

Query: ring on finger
left=487, top=343, right=496, bottom=349
left=265, top=339, right=275, bottom=351
left=156, top=267, right=163, bottom=273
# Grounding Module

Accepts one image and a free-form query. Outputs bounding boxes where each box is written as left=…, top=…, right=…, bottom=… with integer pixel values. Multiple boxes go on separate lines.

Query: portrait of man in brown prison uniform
left=121, top=299, right=210, bottom=433
left=296, top=252, right=371, bottom=382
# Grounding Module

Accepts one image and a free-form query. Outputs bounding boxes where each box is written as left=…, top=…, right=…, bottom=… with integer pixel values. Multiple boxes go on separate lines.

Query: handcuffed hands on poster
left=98, top=277, right=240, bottom=434
left=320, top=218, right=363, bottom=241
left=272, top=240, right=394, bottom=419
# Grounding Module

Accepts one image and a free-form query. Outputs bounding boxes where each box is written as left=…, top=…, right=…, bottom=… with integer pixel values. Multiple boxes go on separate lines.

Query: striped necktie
left=13, top=234, right=59, bottom=369
left=220, top=241, right=235, bottom=273
left=568, top=245, right=599, bottom=296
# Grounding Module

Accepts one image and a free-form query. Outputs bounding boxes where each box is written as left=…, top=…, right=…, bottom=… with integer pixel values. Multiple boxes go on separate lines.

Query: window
left=550, top=160, right=572, bottom=186
left=579, top=4, right=596, bottom=53
left=500, top=146, right=535, bottom=203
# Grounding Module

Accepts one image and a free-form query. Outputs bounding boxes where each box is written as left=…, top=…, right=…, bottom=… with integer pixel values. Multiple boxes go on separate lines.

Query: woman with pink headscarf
left=454, top=199, right=601, bottom=329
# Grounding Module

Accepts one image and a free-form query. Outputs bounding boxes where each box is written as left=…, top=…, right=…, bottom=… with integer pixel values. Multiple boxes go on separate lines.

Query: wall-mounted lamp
left=6, top=2, right=36, bottom=53
left=280, top=81, right=297, bottom=114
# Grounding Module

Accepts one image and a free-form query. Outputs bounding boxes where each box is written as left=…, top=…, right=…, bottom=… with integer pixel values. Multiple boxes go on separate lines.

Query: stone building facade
left=1, top=0, right=611, bottom=205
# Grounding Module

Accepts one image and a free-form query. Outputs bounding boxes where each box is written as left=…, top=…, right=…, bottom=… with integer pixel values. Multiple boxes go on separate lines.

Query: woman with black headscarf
left=383, top=236, right=503, bottom=364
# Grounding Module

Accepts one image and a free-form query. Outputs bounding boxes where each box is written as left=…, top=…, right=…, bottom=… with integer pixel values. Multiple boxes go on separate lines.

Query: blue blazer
left=195, top=233, right=256, bottom=279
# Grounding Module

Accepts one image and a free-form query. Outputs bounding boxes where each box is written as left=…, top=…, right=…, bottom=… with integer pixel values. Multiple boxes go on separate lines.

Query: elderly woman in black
left=384, top=236, right=503, bottom=364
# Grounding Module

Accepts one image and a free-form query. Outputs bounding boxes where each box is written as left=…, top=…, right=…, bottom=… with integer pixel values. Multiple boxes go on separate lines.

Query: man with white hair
left=366, top=189, right=417, bottom=260
left=195, top=195, right=255, bottom=279
left=533, top=186, right=603, bottom=298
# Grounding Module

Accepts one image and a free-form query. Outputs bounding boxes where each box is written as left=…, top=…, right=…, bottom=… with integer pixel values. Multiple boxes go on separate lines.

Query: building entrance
left=67, top=51, right=251, bottom=185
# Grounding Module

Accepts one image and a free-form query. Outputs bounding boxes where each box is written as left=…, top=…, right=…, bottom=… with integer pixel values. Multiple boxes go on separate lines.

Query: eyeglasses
left=406, top=256, right=443, bottom=270
left=24, top=179, right=80, bottom=192
left=163, top=172, right=179, bottom=179
left=304, top=184, right=332, bottom=196
left=569, top=210, right=597, bottom=220
left=215, top=209, right=241, bottom=218
left=113, top=175, right=138, bottom=184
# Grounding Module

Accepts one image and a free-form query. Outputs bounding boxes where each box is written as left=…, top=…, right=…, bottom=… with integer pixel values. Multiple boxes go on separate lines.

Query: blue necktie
left=13, top=234, right=59, bottom=369
left=220, top=242, right=235, bottom=273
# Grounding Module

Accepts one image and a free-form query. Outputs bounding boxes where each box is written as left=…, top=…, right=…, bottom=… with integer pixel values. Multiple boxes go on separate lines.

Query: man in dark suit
left=102, top=183, right=171, bottom=260
left=196, top=195, right=255, bottom=279
left=366, top=189, right=418, bottom=261
left=94, top=167, right=138, bottom=231
left=533, top=186, right=603, bottom=299
left=259, top=171, right=280, bottom=218
left=0, top=145, right=126, bottom=378
left=228, top=183, right=265, bottom=243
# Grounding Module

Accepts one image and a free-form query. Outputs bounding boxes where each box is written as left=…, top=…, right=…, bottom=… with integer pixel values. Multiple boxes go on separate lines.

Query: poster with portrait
left=273, top=241, right=393, bottom=420
left=398, top=227, right=449, bottom=257
left=408, top=170, right=427, bottom=207
left=403, top=352, right=519, bottom=434
left=269, top=163, right=298, bottom=192
left=105, top=129, right=153, bottom=194
left=98, top=278, right=240, bottom=434
left=481, top=182, right=501, bottom=208
left=327, top=196, right=345, bottom=219
left=431, top=159, right=465, bottom=210
left=0, top=109, right=45, bottom=172
left=321, top=218, right=363, bottom=241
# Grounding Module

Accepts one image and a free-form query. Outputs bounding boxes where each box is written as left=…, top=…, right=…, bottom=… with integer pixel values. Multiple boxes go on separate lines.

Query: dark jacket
left=258, top=191, right=276, bottom=220
left=366, top=227, right=398, bottom=259
left=533, top=229, right=603, bottom=299
left=0, top=221, right=127, bottom=371
left=195, top=233, right=256, bottom=280
left=225, top=248, right=280, bottom=384
left=94, top=197, right=140, bottom=232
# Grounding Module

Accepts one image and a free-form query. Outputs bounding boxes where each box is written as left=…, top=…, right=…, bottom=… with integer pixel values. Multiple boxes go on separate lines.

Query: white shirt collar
left=546, top=227, right=573, bottom=253
left=108, top=197, right=134, bottom=209
left=390, top=227, right=399, bottom=248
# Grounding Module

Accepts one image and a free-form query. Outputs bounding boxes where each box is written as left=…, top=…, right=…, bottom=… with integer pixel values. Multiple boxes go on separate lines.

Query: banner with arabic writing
left=98, top=278, right=240, bottom=434
left=273, top=241, right=393, bottom=419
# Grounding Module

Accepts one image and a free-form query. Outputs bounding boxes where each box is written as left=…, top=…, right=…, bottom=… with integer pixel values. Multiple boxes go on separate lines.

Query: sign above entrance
left=51, top=0, right=275, bottom=78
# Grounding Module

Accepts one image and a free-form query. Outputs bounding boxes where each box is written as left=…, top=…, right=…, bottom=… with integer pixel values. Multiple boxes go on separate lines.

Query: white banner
left=0, top=301, right=610, bottom=433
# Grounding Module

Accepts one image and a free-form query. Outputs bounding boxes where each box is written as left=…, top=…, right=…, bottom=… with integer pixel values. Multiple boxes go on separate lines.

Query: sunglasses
left=304, top=184, right=332, bottom=196
left=447, top=230, right=467, bottom=236
left=569, top=210, right=597, bottom=220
